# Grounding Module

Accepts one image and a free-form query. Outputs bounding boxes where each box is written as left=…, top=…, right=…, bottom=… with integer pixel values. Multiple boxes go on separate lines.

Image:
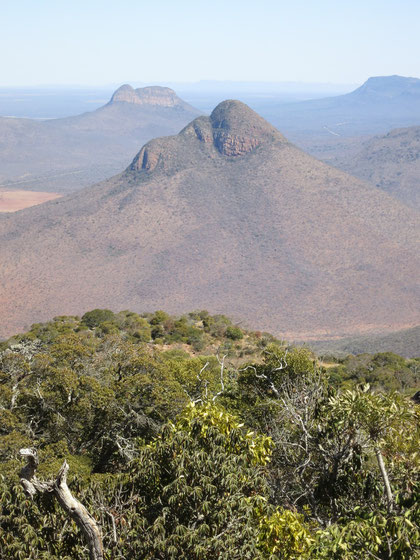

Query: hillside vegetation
left=0, top=309, right=419, bottom=558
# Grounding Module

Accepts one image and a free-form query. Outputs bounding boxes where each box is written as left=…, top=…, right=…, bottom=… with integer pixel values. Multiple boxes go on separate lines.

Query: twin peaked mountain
left=0, top=101, right=419, bottom=339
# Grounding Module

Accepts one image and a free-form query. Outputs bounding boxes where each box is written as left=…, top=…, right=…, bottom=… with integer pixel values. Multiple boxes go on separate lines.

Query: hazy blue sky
left=2, top=0, right=419, bottom=86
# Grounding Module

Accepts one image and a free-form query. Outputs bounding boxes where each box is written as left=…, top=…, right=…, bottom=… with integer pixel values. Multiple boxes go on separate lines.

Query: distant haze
left=0, top=82, right=357, bottom=119
left=1, top=0, right=420, bottom=86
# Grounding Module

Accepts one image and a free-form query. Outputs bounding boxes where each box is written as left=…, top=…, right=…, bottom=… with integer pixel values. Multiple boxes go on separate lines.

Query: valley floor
left=0, top=189, right=61, bottom=212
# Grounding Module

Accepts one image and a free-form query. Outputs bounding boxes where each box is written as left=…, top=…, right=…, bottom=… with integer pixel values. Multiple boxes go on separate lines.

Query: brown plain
left=0, top=190, right=61, bottom=212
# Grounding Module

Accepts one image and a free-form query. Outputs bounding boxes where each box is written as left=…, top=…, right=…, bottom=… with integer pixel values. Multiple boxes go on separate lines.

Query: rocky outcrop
left=110, top=85, right=184, bottom=107
left=110, top=84, right=137, bottom=104
left=182, top=117, right=214, bottom=144
left=213, top=132, right=261, bottom=156
left=210, top=100, right=285, bottom=156
left=133, top=143, right=161, bottom=172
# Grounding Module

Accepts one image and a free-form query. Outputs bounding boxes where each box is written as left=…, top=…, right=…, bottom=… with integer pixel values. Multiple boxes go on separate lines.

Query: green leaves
left=111, top=402, right=273, bottom=559
left=175, top=402, right=273, bottom=466
left=1, top=310, right=419, bottom=558
left=314, top=508, right=420, bottom=559
left=257, top=508, right=314, bottom=559
left=327, top=385, right=416, bottom=445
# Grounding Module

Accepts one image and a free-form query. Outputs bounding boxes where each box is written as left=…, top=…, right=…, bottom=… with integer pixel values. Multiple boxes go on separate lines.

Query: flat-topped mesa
left=110, top=84, right=184, bottom=107
left=131, top=100, right=286, bottom=171
left=351, top=75, right=420, bottom=99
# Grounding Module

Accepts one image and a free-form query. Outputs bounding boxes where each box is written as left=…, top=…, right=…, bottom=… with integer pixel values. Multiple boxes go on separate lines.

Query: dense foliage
left=0, top=310, right=419, bottom=558
left=326, top=352, right=420, bottom=393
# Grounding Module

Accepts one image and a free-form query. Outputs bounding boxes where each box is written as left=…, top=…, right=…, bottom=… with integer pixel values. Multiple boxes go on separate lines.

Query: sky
left=1, top=0, right=419, bottom=87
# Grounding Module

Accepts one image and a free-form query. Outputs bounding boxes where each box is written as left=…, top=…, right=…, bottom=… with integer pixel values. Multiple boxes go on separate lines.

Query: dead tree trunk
left=374, top=447, right=394, bottom=513
left=19, top=448, right=104, bottom=560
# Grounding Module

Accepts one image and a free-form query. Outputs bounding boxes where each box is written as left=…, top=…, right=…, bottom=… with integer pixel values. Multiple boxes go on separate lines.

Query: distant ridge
left=349, top=75, right=420, bottom=99
left=264, top=75, right=420, bottom=138
left=0, top=85, right=201, bottom=194
left=0, top=100, right=419, bottom=339
left=308, top=325, right=420, bottom=359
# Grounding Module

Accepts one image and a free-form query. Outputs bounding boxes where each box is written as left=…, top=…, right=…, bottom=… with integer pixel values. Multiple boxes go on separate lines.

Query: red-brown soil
left=0, top=190, right=61, bottom=212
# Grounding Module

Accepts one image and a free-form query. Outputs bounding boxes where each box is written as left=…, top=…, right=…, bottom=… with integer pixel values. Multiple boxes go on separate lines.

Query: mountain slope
left=308, top=325, right=420, bottom=358
left=0, top=85, right=200, bottom=193
left=327, top=125, right=420, bottom=210
left=0, top=100, right=419, bottom=339
left=263, top=75, right=420, bottom=139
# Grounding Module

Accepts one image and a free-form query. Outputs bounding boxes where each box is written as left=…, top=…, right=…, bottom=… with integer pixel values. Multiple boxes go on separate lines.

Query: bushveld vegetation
left=0, top=309, right=419, bottom=559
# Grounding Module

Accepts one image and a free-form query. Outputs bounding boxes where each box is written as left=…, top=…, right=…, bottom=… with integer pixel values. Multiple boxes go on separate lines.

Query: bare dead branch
left=212, top=351, right=227, bottom=401
left=19, top=448, right=104, bottom=560
left=104, top=510, right=117, bottom=544
left=375, top=447, right=394, bottom=513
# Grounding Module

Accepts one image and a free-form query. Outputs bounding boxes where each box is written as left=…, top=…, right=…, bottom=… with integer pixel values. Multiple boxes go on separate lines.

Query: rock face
left=132, top=100, right=285, bottom=171
left=135, top=143, right=162, bottom=172
left=211, top=100, right=283, bottom=156
left=0, top=100, right=419, bottom=340
left=110, top=84, right=186, bottom=107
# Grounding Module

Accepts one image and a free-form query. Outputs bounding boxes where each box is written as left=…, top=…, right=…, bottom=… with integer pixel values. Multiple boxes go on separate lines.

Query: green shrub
left=225, top=326, right=244, bottom=340
left=81, top=309, right=116, bottom=328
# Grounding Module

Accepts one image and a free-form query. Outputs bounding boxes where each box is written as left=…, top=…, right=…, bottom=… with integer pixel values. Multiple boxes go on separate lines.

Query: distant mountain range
left=0, top=81, right=358, bottom=119
left=2, top=75, right=420, bottom=200
left=0, top=85, right=200, bottom=193
left=0, top=101, right=418, bottom=339
left=270, top=75, right=420, bottom=210
left=263, top=75, right=420, bottom=139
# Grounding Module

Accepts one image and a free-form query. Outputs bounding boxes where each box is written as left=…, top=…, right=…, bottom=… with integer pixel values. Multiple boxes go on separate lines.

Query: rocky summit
left=0, top=100, right=418, bottom=339
left=132, top=100, right=285, bottom=171
left=110, top=84, right=189, bottom=108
